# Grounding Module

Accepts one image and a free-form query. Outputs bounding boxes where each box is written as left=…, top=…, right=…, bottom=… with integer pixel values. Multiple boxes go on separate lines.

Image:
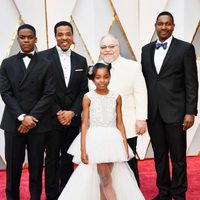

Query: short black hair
left=54, top=21, right=73, bottom=35
left=17, top=24, right=36, bottom=36
left=156, top=11, right=174, bottom=24
left=88, top=63, right=111, bottom=80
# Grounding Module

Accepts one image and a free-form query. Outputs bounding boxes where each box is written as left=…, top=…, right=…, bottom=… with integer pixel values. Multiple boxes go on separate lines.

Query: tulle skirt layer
left=68, top=127, right=134, bottom=164
left=58, top=162, right=145, bottom=200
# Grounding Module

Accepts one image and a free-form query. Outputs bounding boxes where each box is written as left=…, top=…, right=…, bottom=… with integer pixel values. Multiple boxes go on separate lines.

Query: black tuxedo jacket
left=39, top=47, right=88, bottom=127
left=141, top=37, right=198, bottom=123
left=0, top=52, right=56, bottom=133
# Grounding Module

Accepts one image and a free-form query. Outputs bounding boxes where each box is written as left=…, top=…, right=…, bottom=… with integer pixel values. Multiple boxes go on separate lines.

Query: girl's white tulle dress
left=58, top=90, right=145, bottom=200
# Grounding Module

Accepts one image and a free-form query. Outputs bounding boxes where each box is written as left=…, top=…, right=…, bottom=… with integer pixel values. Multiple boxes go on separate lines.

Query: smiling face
left=155, top=15, right=175, bottom=42
left=100, top=35, right=119, bottom=63
left=93, top=67, right=110, bottom=92
left=55, top=25, right=73, bottom=51
left=17, top=28, right=37, bottom=53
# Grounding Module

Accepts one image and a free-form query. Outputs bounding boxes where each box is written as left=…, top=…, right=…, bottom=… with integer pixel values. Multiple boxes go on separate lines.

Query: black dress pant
left=45, top=125, right=79, bottom=200
left=148, top=111, right=187, bottom=200
left=127, top=136, right=140, bottom=187
left=5, top=131, right=46, bottom=200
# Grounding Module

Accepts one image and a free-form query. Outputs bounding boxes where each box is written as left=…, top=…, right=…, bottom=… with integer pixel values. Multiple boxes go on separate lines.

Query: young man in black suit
left=0, top=24, right=55, bottom=200
left=141, top=12, right=198, bottom=200
left=39, top=21, right=88, bottom=200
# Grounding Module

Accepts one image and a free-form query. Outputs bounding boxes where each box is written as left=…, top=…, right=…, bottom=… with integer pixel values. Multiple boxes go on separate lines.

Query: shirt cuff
left=18, top=114, right=26, bottom=121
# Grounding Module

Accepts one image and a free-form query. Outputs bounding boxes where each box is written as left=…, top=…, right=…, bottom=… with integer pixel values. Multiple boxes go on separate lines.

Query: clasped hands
left=18, top=115, right=38, bottom=134
left=57, top=110, right=75, bottom=126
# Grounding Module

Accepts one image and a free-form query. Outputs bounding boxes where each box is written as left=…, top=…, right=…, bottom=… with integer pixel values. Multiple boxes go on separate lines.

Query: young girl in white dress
left=58, top=63, right=145, bottom=200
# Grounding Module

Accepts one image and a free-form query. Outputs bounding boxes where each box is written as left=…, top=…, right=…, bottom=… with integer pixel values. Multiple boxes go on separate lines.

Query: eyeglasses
left=100, top=45, right=117, bottom=50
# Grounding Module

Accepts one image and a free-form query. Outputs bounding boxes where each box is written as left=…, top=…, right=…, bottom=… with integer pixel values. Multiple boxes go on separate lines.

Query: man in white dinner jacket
left=98, top=34, right=148, bottom=187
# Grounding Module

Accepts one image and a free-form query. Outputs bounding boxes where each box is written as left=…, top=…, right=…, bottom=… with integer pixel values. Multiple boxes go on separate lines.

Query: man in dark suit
left=39, top=21, right=88, bottom=199
left=141, top=11, right=198, bottom=200
left=0, top=24, right=55, bottom=200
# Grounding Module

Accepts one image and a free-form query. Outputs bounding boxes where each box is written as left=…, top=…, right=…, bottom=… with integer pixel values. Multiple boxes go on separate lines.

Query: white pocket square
left=75, top=69, right=83, bottom=71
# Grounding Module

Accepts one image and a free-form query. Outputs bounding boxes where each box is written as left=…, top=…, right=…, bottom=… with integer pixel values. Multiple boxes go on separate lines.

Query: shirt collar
left=56, top=45, right=71, bottom=57
left=20, top=50, right=35, bottom=55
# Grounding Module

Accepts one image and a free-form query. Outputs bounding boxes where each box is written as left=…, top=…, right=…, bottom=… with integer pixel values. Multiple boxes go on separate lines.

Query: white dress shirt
left=154, top=36, right=173, bottom=74
left=56, top=46, right=71, bottom=87
left=21, top=50, right=35, bottom=68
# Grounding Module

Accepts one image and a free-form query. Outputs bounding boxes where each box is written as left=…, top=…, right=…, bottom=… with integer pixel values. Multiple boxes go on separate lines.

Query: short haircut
left=156, top=11, right=174, bottom=24
left=17, top=24, right=36, bottom=36
left=54, top=21, right=73, bottom=35
left=99, top=33, right=119, bottom=47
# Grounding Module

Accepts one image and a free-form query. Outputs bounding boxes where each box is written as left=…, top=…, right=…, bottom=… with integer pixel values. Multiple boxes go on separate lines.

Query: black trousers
left=5, top=131, right=46, bottom=200
left=127, top=136, right=140, bottom=187
left=148, top=111, right=187, bottom=200
left=45, top=125, right=79, bottom=200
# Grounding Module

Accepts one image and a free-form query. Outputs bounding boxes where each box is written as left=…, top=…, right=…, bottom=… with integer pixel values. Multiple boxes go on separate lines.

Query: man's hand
left=18, top=115, right=38, bottom=134
left=135, top=120, right=147, bottom=135
left=57, top=110, right=75, bottom=125
left=183, top=114, right=195, bottom=131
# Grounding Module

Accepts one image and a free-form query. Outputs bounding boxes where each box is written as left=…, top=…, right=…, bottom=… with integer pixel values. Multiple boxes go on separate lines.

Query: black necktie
left=155, top=42, right=167, bottom=50
left=20, top=53, right=34, bottom=58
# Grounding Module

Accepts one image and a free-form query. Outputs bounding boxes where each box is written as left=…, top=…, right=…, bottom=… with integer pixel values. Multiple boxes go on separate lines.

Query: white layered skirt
left=58, top=127, right=145, bottom=200
left=68, top=126, right=134, bottom=164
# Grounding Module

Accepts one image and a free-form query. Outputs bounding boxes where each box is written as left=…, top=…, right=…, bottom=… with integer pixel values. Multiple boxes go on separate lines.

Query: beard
left=101, top=57, right=115, bottom=64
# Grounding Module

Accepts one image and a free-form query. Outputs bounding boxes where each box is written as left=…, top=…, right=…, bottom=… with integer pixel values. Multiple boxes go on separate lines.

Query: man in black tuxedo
left=0, top=24, right=55, bottom=200
left=141, top=12, right=198, bottom=200
left=39, top=21, right=88, bottom=199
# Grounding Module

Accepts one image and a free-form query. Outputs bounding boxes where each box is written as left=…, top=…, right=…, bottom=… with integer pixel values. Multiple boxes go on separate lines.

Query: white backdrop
left=0, top=0, right=200, bottom=165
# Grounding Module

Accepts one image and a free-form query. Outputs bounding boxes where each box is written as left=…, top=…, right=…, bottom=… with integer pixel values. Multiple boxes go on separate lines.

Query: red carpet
left=0, top=156, right=199, bottom=199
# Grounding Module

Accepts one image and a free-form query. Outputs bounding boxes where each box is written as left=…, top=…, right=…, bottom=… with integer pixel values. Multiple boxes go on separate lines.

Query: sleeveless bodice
left=86, top=91, right=118, bottom=128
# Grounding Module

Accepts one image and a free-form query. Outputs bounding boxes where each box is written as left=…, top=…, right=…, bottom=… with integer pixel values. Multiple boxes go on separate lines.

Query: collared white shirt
left=21, top=50, right=35, bottom=68
left=154, top=36, right=173, bottom=74
left=56, top=46, right=71, bottom=87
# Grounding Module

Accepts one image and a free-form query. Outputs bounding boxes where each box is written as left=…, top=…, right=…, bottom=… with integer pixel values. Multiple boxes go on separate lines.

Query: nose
left=100, top=78, right=105, bottom=83
left=62, top=34, right=67, bottom=40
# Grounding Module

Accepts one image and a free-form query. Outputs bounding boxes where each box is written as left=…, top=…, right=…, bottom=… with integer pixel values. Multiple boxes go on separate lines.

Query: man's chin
left=60, top=47, right=70, bottom=51
left=103, top=58, right=115, bottom=64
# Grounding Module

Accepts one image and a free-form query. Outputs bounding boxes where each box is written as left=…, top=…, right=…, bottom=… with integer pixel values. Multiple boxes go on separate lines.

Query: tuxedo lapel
left=19, top=53, right=37, bottom=86
left=68, top=51, right=76, bottom=87
left=17, top=53, right=27, bottom=74
left=159, top=38, right=178, bottom=74
left=51, top=47, right=66, bottom=88
left=149, top=42, right=158, bottom=75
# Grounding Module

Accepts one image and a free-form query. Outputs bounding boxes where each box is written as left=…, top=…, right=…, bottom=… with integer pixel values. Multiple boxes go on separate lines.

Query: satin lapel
left=17, top=53, right=27, bottom=75
left=159, top=38, right=177, bottom=74
left=149, top=42, right=158, bottom=75
left=19, top=54, right=37, bottom=86
left=68, top=51, right=76, bottom=87
left=51, top=47, right=66, bottom=87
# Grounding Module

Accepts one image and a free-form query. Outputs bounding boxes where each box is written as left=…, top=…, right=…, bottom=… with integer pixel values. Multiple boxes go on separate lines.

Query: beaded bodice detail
left=86, top=91, right=118, bottom=128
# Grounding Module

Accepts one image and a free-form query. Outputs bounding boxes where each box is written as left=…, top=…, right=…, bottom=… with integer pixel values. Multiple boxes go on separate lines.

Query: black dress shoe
left=152, top=194, right=172, bottom=200
left=152, top=195, right=160, bottom=200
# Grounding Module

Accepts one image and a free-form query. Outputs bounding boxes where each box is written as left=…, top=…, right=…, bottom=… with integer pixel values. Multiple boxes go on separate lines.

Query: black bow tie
left=155, top=42, right=167, bottom=50
left=20, top=53, right=34, bottom=58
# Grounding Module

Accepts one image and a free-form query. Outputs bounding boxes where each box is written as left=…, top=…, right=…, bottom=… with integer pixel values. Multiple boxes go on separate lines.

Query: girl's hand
left=124, top=141, right=129, bottom=160
left=81, top=151, right=89, bottom=164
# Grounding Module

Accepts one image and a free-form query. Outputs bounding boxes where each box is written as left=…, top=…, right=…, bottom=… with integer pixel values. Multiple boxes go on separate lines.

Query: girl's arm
left=116, top=95, right=129, bottom=159
left=81, top=95, right=90, bottom=164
